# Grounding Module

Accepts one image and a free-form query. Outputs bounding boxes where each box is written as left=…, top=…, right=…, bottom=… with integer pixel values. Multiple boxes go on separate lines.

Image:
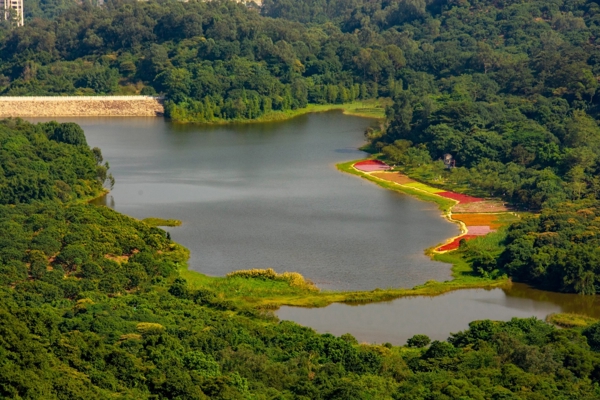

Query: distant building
left=443, top=153, right=455, bottom=169
left=1, top=0, right=23, bottom=27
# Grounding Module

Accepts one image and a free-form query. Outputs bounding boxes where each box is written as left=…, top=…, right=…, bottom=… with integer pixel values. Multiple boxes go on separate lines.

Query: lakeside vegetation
left=180, top=263, right=509, bottom=309
left=547, top=313, right=599, bottom=329
left=337, top=160, right=457, bottom=212
left=142, top=217, right=182, bottom=227
left=172, top=100, right=387, bottom=124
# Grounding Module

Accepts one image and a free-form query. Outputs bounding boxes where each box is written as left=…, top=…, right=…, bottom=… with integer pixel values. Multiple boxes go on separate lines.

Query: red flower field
left=437, top=192, right=482, bottom=203
left=354, top=160, right=390, bottom=172
left=437, top=235, right=479, bottom=251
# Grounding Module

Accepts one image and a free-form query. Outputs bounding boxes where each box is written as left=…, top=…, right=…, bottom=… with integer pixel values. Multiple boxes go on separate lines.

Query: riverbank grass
left=174, top=100, right=387, bottom=124
left=177, top=256, right=508, bottom=309
left=244, top=101, right=387, bottom=122
left=546, top=313, right=599, bottom=328
left=239, top=100, right=387, bottom=122
left=142, top=217, right=182, bottom=227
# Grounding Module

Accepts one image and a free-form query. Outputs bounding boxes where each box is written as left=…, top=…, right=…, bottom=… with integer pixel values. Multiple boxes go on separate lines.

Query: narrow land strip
left=354, top=162, right=514, bottom=253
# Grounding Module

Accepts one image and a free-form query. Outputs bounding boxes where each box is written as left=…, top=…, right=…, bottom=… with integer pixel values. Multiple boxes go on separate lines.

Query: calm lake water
left=38, top=112, right=457, bottom=291
left=276, top=283, right=600, bottom=345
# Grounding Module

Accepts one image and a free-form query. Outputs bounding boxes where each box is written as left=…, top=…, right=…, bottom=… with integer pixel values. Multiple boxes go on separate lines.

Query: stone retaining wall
left=0, top=96, right=165, bottom=117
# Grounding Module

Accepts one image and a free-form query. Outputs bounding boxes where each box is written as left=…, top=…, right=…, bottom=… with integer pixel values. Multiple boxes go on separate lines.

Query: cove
left=31, top=112, right=458, bottom=291
left=276, top=283, right=600, bottom=345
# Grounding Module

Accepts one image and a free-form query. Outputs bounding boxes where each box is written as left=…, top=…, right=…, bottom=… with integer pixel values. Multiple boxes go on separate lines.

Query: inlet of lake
left=33, top=112, right=600, bottom=344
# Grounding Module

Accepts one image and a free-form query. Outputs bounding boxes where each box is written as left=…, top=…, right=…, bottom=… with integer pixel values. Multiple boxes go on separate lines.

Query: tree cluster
left=498, top=200, right=600, bottom=295
left=0, top=119, right=109, bottom=204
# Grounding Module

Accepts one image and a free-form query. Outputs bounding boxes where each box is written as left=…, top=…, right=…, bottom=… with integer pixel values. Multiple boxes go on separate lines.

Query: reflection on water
left=276, top=283, right=600, bottom=345
left=503, top=283, right=600, bottom=318
left=31, top=113, right=459, bottom=291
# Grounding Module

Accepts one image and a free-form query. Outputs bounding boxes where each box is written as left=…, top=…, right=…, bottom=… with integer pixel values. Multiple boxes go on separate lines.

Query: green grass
left=546, top=313, right=598, bottom=328
left=179, top=261, right=508, bottom=309
left=254, top=101, right=386, bottom=122
left=142, top=217, right=182, bottom=227
left=403, top=182, right=445, bottom=193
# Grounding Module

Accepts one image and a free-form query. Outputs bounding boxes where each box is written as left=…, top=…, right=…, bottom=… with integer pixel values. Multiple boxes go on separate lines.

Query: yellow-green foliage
left=403, top=182, right=445, bottom=193
left=136, top=322, right=166, bottom=335
left=227, top=268, right=319, bottom=291
left=74, top=298, right=94, bottom=312
left=546, top=313, right=598, bottom=328
left=142, top=217, right=182, bottom=227
left=119, top=333, right=142, bottom=341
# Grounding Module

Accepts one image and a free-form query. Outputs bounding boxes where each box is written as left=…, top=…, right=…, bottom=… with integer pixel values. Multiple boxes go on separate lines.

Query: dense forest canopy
left=0, top=118, right=110, bottom=203
left=1, top=119, right=600, bottom=399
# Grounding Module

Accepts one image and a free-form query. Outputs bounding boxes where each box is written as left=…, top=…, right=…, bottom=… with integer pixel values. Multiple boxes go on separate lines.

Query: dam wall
left=0, top=96, right=165, bottom=117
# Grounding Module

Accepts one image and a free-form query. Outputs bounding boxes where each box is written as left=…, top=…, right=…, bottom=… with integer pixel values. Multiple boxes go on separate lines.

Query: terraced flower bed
left=370, top=171, right=415, bottom=184
left=354, top=159, right=391, bottom=172
left=437, top=192, right=482, bottom=203
left=452, top=200, right=509, bottom=213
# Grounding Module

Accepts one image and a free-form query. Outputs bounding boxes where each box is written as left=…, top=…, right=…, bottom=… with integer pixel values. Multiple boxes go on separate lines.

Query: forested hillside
left=2, top=119, right=600, bottom=399
left=2, top=0, right=599, bottom=127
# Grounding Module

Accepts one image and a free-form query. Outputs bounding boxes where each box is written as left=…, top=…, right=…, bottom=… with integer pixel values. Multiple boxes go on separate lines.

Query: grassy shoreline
left=170, top=100, right=387, bottom=124
left=142, top=217, right=182, bottom=227
left=336, top=160, right=457, bottom=212
left=178, top=261, right=509, bottom=309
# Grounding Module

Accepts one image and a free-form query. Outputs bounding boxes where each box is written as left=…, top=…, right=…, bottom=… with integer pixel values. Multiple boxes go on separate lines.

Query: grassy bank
left=546, top=313, right=599, bottom=328
left=336, top=160, right=456, bottom=212
left=171, top=100, right=387, bottom=124
left=178, top=262, right=509, bottom=309
left=173, top=232, right=508, bottom=309
left=142, top=217, right=182, bottom=227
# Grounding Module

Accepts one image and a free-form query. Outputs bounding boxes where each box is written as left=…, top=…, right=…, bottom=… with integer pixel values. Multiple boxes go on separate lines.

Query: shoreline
left=171, top=158, right=511, bottom=310
left=345, top=162, right=515, bottom=253
left=168, top=100, right=387, bottom=124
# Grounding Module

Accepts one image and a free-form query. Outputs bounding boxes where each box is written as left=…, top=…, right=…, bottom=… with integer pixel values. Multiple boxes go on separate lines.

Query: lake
left=46, top=112, right=458, bottom=291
